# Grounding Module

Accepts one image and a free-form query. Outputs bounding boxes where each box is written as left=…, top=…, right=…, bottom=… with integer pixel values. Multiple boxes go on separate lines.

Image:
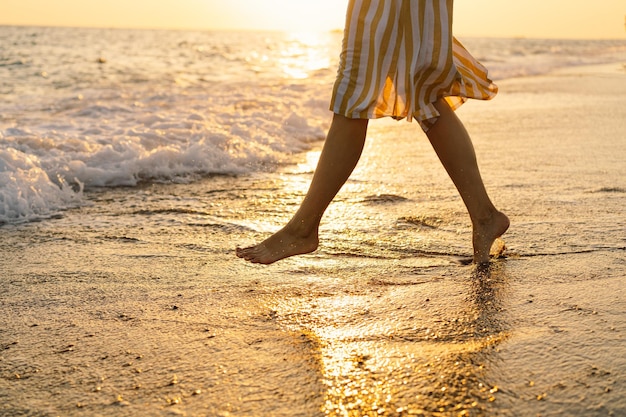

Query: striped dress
left=330, top=0, right=497, bottom=131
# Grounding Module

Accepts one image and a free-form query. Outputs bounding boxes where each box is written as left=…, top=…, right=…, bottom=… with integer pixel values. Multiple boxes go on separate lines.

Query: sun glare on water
left=278, top=32, right=336, bottom=79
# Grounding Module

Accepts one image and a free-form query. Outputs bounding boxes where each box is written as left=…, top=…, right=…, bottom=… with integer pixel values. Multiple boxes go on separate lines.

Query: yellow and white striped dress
left=330, top=0, right=497, bottom=131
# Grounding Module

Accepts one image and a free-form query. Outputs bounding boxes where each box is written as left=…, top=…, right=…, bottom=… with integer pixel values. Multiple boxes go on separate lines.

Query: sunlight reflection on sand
left=271, top=263, right=510, bottom=415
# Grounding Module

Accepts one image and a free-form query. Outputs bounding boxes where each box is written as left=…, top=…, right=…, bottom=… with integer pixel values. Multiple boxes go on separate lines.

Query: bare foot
left=236, top=226, right=319, bottom=265
left=472, top=211, right=510, bottom=265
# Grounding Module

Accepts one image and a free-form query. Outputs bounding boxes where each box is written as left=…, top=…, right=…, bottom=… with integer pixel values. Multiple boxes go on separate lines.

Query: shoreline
left=1, top=63, right=625, bottom=416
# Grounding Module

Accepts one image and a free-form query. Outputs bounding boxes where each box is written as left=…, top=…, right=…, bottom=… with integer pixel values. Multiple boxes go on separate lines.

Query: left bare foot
left=236, top=225, right=319, bottom=265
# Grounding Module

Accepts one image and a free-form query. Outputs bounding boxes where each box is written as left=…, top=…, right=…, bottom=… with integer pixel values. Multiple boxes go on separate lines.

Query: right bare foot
left=236, top=226, right=319, bottom=265
left=472, top=211, right=510, bottom=265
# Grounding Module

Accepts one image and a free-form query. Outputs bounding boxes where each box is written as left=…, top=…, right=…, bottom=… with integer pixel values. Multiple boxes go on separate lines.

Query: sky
left=1, top=0, right=625, bottom=39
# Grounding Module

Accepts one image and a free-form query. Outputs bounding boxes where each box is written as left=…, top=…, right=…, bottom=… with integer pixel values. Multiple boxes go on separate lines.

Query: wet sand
left=1, top=64, right=625, bottom=416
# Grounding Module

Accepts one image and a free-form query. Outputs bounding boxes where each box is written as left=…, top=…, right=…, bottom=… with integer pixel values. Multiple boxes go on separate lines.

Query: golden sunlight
left=3, top=0, right=622, bottom=38
left=217, top=0, right=348, bottom=32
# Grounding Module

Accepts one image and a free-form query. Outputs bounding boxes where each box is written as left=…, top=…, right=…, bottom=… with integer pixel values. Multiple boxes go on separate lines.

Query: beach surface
left=1, top=64, right=625, bottom=416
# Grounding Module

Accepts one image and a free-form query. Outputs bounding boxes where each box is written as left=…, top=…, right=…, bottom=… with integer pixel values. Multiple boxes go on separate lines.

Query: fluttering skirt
left=330, top=0, right=497, bottom=131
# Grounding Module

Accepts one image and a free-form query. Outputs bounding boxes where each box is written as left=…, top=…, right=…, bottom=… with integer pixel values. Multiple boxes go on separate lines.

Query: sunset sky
left=2, top=0, right=625, bottom=39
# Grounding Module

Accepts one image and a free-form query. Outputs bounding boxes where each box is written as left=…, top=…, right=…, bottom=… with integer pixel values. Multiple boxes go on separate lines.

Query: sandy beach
left=1, top=63, right=625, bottom=417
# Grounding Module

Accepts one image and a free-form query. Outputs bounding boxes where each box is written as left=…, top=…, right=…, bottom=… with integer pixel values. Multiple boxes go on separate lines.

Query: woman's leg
left=236, top=114, right=368, bottom=264
left=426, top=98, right=509, bottom=264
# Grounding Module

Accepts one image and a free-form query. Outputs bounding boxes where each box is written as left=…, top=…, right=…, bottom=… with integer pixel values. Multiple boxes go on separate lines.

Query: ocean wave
left=0, top=81, right=328, bottom=224
left=0, top=147, right=83, bottom=224
left=462, top=37, right=626, bottom=80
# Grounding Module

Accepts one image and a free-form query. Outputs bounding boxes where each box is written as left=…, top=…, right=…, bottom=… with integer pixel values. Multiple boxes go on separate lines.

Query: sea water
left=1, top=26, right=625, bottom=224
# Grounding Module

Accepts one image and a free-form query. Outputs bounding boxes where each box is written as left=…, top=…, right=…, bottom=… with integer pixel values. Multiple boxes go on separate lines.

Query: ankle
left=471, top=207, right=500, bottom=226
left=285, top=218, right=319, bottom=239
left=472, top=210, right=510, bottom=236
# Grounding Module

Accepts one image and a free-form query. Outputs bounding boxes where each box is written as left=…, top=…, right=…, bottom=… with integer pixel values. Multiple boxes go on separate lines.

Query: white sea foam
left=0, top=147, right=83, bottom=223
left=1, top=26, right=624, bottom=224
left=0, top=83, right=328, bottom=223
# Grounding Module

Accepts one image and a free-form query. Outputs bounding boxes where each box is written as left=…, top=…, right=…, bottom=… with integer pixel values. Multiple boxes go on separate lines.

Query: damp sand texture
left=2, top=65, right=626, bottom=416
